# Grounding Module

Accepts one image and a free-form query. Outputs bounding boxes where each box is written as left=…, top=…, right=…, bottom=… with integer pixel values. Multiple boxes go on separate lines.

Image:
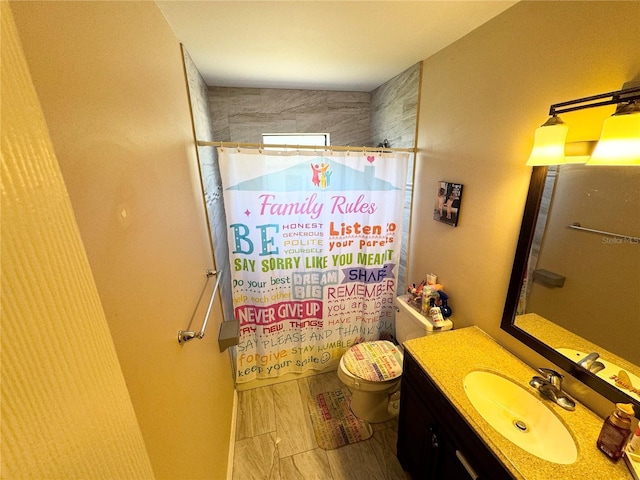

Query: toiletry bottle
left=421, top=286, right=431, bottom=314
left=627, top=423, right=640, bottom=455
left=428, top=298, right=445, bottom=325
left=597, top=403, right=635, bottom=460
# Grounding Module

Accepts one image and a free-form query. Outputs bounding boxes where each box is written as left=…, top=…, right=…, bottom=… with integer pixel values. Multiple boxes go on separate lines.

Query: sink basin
left=463, top=371, right=578, bottom=464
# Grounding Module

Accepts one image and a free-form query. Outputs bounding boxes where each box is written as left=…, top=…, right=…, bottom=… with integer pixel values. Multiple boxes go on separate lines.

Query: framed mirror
left=501, top=165, right=640, bottom=413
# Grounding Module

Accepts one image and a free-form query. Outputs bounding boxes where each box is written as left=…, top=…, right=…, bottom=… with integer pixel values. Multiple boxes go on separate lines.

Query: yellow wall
left=1, top=4, right=154, bottom=478
left=9, top=2, right=235, bottom=478
left=411, top=1, right=640, bottom=370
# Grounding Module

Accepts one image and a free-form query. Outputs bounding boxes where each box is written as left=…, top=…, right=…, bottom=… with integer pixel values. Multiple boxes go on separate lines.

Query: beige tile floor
left=232, top=371, right=410, bottom=480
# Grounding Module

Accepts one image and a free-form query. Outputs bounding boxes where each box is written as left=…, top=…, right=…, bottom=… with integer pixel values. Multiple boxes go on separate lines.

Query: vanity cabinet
left=397, top=351, right=514, bottom=480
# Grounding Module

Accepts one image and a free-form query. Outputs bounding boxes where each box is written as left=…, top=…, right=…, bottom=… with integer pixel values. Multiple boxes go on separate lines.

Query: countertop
left=404, top=326, right=633, bottom=480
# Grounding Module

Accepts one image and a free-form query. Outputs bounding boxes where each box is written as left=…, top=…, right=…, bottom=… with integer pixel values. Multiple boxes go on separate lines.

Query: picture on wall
left=434, top=181, right=464, bottom=227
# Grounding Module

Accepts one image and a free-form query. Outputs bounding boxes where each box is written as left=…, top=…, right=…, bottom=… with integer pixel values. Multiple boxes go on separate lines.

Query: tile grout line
left=234, top=371, right=407, bottom=480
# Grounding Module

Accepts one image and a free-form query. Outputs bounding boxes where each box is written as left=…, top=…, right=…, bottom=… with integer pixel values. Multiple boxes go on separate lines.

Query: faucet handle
left=529, top=376, right=550, bottom=389
left=577, top=352, right=600, bottom=369
left=537, top=368, right=564, bottom=389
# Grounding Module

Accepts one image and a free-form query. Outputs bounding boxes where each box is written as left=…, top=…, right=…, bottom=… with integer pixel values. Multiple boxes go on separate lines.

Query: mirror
left=501, top=165, right=640, bottom=412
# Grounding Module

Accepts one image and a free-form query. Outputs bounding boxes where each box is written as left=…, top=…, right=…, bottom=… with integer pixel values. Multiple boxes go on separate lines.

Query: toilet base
left=349, top=387, right=401, bottom=423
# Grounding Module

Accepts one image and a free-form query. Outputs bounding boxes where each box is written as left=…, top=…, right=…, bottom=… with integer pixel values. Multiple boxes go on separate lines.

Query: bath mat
left=307, top=388, right=373, bottom=450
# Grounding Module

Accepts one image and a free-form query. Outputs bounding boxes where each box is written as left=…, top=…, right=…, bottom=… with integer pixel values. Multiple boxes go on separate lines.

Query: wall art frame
left=434, top=181, right=463, bottom=227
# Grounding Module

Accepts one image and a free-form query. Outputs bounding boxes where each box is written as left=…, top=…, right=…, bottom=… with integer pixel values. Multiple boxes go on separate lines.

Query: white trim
left=226, top=389, right=238, bottom=480
left=262, top=132, right=330, bottom=147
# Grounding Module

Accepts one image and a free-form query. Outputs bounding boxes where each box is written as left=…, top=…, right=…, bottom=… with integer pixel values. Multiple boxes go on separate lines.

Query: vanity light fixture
left=527, top=85, right=640, bottom=166
left=588, top=100, right=640, bottom=165
left=525, top=115, right=569, bottom=166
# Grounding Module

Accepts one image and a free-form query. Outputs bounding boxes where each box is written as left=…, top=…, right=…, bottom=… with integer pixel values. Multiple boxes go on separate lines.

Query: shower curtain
left=219, top=147, right=409, bottom=382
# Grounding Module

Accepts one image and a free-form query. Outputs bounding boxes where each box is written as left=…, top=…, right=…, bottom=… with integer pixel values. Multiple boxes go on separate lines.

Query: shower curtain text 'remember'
left=219, top=148, right=409, bottom=382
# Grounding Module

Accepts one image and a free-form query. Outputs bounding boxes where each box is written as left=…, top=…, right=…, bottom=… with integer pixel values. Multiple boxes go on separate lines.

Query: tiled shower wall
left=183, top=48, right=235, bottom=326
left=370, top=63, right=421, bottom=292
left=208, top=88, right=371, bottom=146
left=207, top=62, right=420, bottom=149
left=370, top=62, right=420, bottom=149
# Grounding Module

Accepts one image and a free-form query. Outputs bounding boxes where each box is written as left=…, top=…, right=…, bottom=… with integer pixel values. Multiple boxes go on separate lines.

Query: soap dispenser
left=597, top=403, right=635, bottom=460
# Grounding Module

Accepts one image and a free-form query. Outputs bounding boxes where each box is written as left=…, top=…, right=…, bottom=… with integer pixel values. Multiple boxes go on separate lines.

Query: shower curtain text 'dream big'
left=219, top=148, right=409, bottom=382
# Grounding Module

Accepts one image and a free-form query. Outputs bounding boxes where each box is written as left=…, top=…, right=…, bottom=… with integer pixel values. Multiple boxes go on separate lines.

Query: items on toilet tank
left=421, top=283, right=440, bottom=315
left=408, top=280, right=440, bottom=308
left=407, top=273, right=452, bottom=326
left=408, top=280, right=425, bottom=297
left=396, top=295, right=453, bottom=340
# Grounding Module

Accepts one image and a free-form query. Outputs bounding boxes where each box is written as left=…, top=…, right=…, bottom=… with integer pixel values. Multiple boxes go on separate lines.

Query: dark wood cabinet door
left=397, top=352, right=514, bottom=480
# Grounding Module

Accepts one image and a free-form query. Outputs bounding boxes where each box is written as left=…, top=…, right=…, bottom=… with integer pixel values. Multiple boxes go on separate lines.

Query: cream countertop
left=403, top=326, right=633, bottom=480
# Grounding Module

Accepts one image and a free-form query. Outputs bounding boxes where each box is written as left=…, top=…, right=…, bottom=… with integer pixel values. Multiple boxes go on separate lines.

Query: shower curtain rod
left=197, top=140, right=416, bottom=154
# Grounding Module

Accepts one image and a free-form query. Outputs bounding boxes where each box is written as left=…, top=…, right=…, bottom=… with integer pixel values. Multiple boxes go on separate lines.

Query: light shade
left=588, top=110, right=640, bottom=165
left=526, top=118, right=569, bottom=166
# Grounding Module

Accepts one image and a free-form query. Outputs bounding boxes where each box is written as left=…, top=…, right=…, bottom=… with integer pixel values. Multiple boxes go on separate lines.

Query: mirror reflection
left=506, top=165, right=640, bottom=406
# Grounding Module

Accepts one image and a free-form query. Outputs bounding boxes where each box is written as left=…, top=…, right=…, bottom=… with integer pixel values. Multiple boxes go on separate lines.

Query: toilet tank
left=394, top=295, right=453, bottom=344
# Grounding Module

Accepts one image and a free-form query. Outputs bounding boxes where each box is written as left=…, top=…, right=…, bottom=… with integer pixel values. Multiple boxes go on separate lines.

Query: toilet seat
left=342, top=340, right=403, bottom=382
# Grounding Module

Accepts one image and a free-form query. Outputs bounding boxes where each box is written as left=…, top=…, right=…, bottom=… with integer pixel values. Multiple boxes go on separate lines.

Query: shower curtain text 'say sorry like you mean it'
left=219, top=148, right=409, bottom=382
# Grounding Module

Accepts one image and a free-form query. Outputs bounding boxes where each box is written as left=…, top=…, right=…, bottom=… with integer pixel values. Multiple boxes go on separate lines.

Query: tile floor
left=232, top=371, right=410, bottom=480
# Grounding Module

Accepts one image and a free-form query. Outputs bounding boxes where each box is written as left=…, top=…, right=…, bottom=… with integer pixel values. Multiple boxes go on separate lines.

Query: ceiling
left=156, top=1, right=518, bottom=92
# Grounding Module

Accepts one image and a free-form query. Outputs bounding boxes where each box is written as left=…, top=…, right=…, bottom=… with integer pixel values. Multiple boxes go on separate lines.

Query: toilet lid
left=343, top=340, right=403, bottom=382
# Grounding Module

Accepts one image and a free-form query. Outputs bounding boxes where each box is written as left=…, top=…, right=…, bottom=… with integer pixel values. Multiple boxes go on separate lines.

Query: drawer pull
left=456, top=450, right=479, bottom=479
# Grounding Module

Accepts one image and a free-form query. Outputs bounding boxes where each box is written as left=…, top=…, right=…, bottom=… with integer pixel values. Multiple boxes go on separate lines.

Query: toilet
left=337, top=294, right=453, bottom=423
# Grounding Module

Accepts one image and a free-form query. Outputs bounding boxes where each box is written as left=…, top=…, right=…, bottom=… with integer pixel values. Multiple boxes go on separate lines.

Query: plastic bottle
left=627, top=423, right=640, bottom=455
left=420, top=285, right=431, bottom=314
left=428, top=298, right=445, bottom=325
left=597, top=403, right=635, bottom=460
left=438, top=291, right=453, bottom=318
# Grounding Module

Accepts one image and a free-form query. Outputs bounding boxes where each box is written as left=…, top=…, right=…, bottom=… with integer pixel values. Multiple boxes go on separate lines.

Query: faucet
left=577, top=352, right=605, bottom=373
left=530, top=368, right=576, bottom=411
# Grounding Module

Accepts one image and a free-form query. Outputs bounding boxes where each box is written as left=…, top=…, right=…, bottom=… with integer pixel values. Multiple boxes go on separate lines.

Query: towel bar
left=178, top=269, right=222, bottom=345
left=568, top=222, right=639, bottom=243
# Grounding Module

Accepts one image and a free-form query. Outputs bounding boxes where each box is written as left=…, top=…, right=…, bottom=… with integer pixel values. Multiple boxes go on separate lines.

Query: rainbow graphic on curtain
left=219, top=148, right=409, bottom=382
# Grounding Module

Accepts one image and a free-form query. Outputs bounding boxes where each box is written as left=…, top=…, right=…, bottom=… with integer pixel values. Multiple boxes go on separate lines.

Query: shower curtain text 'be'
left=219, top=148, right=409, bottom=382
